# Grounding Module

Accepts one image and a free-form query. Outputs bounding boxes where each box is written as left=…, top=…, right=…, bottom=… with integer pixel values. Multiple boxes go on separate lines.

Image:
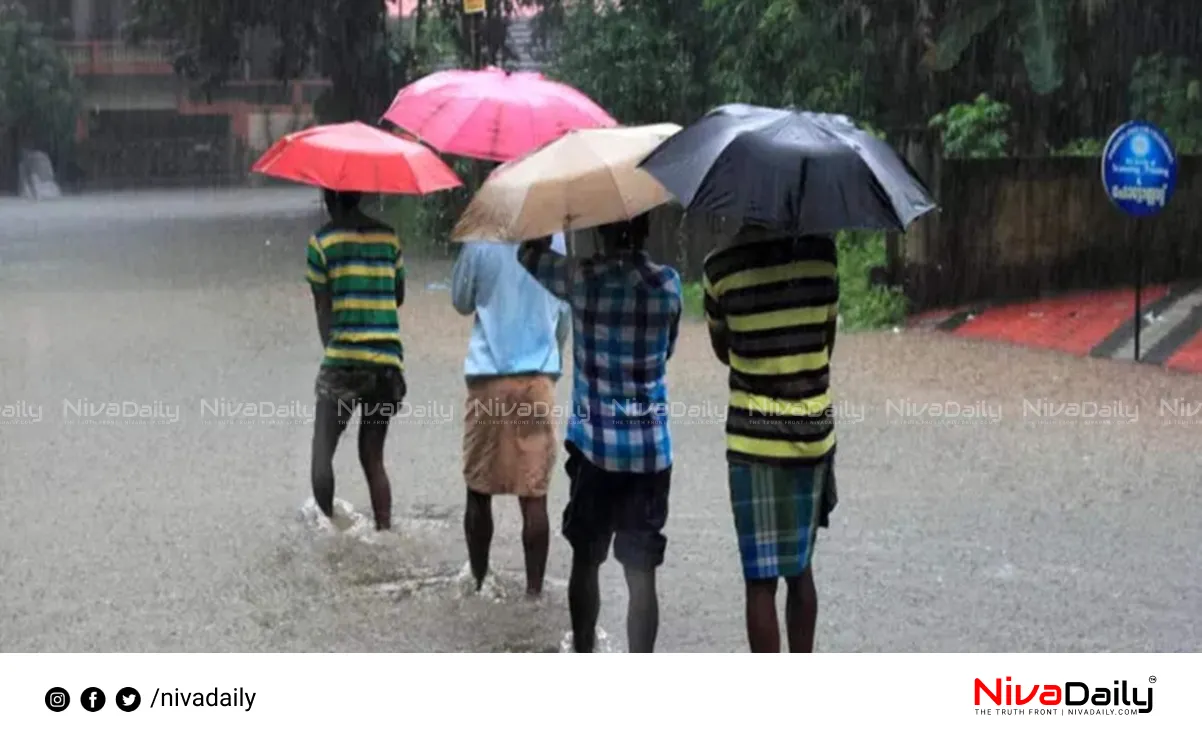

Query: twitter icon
left=116, top=687, right=141, bottom=712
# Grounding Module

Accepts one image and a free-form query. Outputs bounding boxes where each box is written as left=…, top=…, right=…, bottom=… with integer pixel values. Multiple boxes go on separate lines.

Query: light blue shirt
left=452, top=234, right=571, bottom=379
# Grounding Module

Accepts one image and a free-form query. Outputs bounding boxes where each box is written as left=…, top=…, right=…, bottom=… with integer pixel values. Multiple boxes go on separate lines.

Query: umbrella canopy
left=638, top=104, right=936, bottom=234
left=382, top=66, right=618, bottom=162
left=251, top=121, right=463, bottom=195
left=452, top=123, right=682, bottom=243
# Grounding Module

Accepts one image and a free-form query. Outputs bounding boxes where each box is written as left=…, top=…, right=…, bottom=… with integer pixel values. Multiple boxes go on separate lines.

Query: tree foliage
left=929, top=93, right=1011, bottom=158
left=0, top=2, right=78, bottom=146
left=546, top=1, right=693, bottom=124
left=0, top=2, right=79, bottom=191
left=705, top=0, right=866, bottom=115
left=544, top=0, right=867, bottom=125
left=927, top=0, right=1111, bottom=96
left=129, top=0, right=1200, bottom=159
left=1129, top=54, right=1202, bottom=154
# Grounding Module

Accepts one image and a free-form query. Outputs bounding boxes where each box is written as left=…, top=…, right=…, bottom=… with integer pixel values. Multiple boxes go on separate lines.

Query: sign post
left=462, top=0, right=487, bottom=192
left=463, top=1, right=486, bottom=69
left=1100, top=121, right=1178, bottom=362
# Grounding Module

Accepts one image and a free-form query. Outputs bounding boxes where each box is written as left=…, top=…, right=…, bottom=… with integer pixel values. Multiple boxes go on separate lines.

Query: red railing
left=59, top=41, right=175, bottom=76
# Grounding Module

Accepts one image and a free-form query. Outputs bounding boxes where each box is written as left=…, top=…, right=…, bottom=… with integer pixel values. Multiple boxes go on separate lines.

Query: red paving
left=1165, top=333, right=1202, bottom=374
left=949, top=287, right=1170, bottom=357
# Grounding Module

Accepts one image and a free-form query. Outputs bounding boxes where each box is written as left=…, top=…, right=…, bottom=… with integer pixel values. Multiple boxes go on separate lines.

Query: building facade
left=24, top=0, right=326, bottom=188
left=20, top=0, right=549, bottom=188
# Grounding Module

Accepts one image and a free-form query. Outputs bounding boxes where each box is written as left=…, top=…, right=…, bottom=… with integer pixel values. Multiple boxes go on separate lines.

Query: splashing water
left=298, top=497, right=372, bottom=539
left=296, top=498, right=617, bottom=651
left=454, top=561, right=507, bottom=601
left=559, top=627, right=617, bottom=653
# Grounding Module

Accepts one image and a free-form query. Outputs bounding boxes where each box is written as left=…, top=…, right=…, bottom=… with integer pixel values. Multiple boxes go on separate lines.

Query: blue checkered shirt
left=519, top=245, right=682, bottom=474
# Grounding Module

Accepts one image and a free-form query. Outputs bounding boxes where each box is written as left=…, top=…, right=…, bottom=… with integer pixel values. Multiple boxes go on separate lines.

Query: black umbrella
left=638, top=104, right=937, bottom=234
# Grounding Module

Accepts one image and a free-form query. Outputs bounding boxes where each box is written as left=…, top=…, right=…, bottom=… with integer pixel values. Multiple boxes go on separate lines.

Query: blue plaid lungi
left=729, top=461, right=828, bottom=581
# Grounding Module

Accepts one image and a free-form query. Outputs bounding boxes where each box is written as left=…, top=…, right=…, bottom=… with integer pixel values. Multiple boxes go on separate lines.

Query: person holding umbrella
left=640, top=104, right=936, bottom=652
left=452, top=123, right=686, bottom=652
left=518, top=216, right=682, bottom=653
left=384, top=68, right=618, bottom=592
left=306, top=189, right=409, bottom=532
left=702, top=226, right=839, bottom=653
left=252, top=121, right=463, bottom=532
left=452, top=231, right=571, bottom=597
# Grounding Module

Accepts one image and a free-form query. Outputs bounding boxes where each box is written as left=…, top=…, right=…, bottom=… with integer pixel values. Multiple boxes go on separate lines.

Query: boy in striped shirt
left=306, top=190, right=406, bottom=532
left=703, top=226, right=840, bottom=653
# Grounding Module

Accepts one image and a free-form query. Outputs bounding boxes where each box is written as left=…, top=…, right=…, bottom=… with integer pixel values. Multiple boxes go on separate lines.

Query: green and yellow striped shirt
left=703, top=233, right=838, bottom=466
left=306, top=221, right=405, bottom=370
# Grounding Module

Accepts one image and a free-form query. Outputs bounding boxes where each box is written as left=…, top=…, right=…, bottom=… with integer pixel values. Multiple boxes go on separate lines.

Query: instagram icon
left=45, top=687, right=70, bottom=712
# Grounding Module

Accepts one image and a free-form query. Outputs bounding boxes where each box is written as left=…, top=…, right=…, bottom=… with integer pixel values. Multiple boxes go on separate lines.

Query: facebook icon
left=81, top=687, right=106, bottom=712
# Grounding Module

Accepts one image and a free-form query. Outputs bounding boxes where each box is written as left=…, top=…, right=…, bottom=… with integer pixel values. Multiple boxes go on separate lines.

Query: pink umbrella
left=382, top=67, right=617, bottom=162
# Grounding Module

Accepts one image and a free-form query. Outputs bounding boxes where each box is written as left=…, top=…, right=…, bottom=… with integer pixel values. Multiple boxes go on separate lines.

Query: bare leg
left=745, top=578, right=781, bottom=653
left=464, top=489, right=493, bottom=590
left=311, top=398, right=348, bottom=520
left=568, top=550, right=602, bottom=652
left=785, top=567, right=818, bottom=653
left=518, top=496, right=549, bottom=597
left=623, top=566, right=659, bottom=653
left=357, top=408, right=393, bottom=531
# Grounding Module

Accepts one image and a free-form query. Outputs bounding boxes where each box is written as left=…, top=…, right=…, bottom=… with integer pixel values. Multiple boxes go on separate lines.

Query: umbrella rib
left=601, top=156, right=632, bottom=223
left=827, top=127, right=912, bottom=228
left=490, top=96, right=508, bottom=162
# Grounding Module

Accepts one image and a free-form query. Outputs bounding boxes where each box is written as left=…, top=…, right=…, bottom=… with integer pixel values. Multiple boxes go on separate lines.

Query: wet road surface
left=1, top=189, right=1199, bottom=652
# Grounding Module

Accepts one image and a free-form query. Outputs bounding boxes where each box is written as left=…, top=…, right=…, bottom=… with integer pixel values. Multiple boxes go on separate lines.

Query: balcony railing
left=60, top=41, right=175, bottom=76
left=184, top=80, right=332, bottom=108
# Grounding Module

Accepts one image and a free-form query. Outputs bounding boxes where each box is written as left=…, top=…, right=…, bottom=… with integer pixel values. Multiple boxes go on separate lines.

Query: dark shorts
left=314, top=364, right=407, bottom=418
left=561, top=442, right=671, bottom=570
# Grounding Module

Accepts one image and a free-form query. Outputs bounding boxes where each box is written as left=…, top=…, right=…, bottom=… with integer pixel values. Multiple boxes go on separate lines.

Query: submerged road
left=1, top=188, right=1199, bottom=652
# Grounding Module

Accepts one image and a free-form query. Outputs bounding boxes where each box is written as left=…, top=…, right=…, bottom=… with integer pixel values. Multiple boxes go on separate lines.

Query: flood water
left=2, top=189, right=1200, bottom=653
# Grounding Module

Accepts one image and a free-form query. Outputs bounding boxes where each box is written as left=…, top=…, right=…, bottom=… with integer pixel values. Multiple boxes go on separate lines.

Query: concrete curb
left=1087, top=281, right=1201, bottom=360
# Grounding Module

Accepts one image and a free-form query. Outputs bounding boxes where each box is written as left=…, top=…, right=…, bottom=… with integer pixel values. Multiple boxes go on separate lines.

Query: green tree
left=546, top=1, right=696, bottom=124
left=929, top=93, right=1011, bottom=158
left=1129, top=54, right=1202, bottom=154
left=704, top=0, right=866, bottom=115
left=0, top=2, right=79, bottom=193
left=927, top=0, right=1112, bottom=96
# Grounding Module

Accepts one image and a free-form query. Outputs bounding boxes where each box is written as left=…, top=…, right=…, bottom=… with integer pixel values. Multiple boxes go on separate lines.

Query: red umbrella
left=382, top=67, right=617, bottom=162
left=251, top=121, right=463, bottom=195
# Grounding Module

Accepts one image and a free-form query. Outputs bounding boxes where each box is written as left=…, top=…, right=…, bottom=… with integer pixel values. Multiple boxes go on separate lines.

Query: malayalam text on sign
left=1100, top=121, right=1178, bottom=218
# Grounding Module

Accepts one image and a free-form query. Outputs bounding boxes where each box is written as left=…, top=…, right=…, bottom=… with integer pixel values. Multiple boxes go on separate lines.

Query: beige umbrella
left=451, top=123, right=682, bottom=243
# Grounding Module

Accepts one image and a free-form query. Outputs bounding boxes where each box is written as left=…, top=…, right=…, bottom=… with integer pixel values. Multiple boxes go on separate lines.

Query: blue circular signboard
left=1101, top=120, right=1178, bottom=218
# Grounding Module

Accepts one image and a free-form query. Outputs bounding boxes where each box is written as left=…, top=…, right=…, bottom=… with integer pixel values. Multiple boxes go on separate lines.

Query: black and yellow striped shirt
left=703, top=233, right=839, bottom=466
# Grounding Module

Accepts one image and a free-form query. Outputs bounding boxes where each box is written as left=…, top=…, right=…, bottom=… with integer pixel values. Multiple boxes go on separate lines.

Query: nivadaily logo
left=974, top=677, right=1154, bottom=715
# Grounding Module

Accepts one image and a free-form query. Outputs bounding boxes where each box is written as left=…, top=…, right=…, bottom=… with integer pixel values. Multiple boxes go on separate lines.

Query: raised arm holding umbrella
left=444, top=122, right=686, bottom=652
left=252, top=121, right=462, bottom=536
left=381, top=67, right=629, bottom=603
left=639, top=104, right=937, bottom=653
